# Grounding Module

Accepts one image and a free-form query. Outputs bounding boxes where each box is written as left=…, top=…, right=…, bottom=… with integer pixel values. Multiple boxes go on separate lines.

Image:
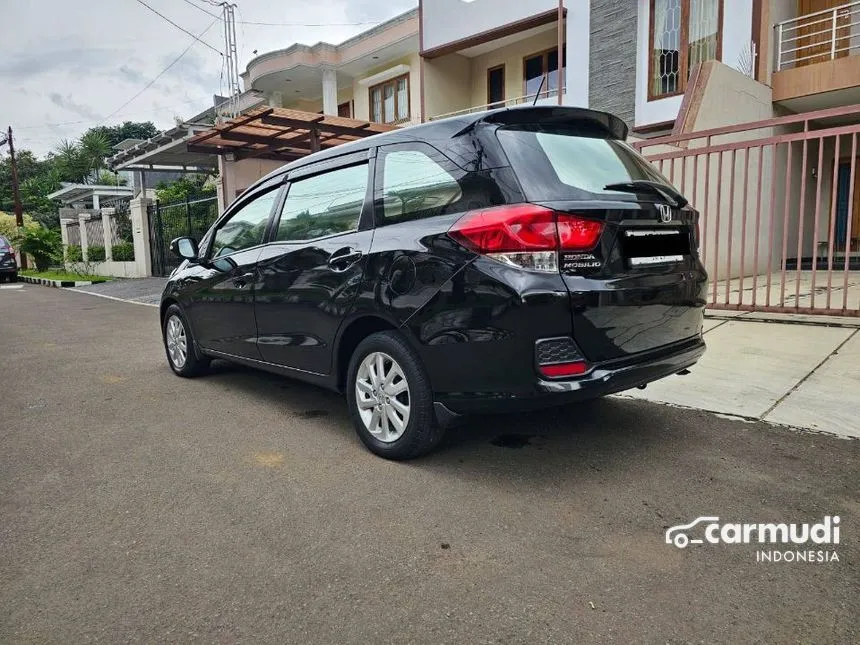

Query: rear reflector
left=448, top=204, right=603, bottom=272
left=539, top=361, right=588, bottom=378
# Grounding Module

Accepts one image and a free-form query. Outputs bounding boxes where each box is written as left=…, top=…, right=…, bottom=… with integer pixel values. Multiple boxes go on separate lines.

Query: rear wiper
left=603, top=180, right=688, bottom=209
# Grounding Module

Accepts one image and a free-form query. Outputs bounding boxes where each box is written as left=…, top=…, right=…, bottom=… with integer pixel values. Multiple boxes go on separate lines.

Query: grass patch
left=20, top=270, right=110, bottom=283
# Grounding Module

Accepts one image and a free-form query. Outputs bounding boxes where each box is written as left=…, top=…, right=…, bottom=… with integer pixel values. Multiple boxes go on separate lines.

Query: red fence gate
left=634, top=104, right=860, bottom=317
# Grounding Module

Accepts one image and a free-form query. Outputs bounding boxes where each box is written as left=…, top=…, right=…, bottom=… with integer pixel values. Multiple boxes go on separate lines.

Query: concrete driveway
left=1, top=285, right=858, bottom=644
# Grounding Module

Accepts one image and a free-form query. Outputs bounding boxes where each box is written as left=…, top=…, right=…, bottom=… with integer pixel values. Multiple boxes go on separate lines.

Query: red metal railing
left=634, top=104, right=860, bottom=316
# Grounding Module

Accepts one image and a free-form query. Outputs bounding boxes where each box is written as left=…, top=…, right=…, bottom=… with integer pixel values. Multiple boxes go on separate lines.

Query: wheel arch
left=334, top=314, right=402, bottom=392
left=160, top=297, right=179, bottom=324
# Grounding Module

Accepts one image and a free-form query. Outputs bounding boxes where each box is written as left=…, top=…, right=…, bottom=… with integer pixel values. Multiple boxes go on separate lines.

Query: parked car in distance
left=0, top=235, right=18, bottom=282
left=160, top=105, right=707, bottom=459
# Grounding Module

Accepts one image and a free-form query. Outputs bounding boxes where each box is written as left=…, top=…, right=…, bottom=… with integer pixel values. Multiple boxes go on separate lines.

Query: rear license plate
left=621, top=227, right=689, bottom=267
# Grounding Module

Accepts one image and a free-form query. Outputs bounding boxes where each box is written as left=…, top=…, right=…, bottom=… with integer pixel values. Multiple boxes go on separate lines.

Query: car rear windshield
left=496, top=124, right=672, bottom=202
left=0, top=236, right=9, bottom=249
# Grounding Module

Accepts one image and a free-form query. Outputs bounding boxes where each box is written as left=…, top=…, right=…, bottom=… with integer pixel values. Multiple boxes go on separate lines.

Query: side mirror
left=170, top=237, right=198, bottom=260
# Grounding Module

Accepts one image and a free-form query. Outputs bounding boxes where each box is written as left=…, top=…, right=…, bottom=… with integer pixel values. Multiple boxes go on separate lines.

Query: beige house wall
left=644, top=62, right=849, bottom=283
left=467, top=29, right=559, bottom=109
left=351, top=52, right=422, bottom=124
left=279, top=88, right=354, bottom=115
left=218, top=157, right=285, bottom=212
left=423, top=54, right=473, bottom=119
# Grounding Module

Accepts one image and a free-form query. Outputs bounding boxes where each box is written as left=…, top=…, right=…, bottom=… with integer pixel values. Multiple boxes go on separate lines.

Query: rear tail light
left=448, top=204, right=603, bottom=272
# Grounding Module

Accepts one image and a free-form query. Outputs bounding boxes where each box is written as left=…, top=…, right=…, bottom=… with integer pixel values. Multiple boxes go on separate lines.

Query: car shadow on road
left=199, top=359, right=677, bottom=483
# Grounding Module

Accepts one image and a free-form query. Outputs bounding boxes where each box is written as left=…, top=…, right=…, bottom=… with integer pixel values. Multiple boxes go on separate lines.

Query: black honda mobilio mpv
left=161, top=106, right=707, bottom=459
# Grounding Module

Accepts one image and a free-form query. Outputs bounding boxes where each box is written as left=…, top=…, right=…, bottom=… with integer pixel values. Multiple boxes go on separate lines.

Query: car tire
left=8, top=273, right=16, bottom=283
left=346, top=330, right=444, bottom=460
left=162, top=304, right=209, bottom=377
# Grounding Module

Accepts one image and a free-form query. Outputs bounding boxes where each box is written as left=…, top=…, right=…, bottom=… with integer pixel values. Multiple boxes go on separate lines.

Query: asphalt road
left=1, top=285, right=858, bottom=644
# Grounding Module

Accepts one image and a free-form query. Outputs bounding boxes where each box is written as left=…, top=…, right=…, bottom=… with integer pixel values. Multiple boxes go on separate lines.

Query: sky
left=0, top=0, right=417, bottom=157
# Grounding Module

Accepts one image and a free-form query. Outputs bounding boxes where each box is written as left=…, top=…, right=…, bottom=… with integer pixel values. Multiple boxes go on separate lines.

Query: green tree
left=87, top=121, right=158, bottom=148
left=96, top=170, right=128, bottom=186
left=13, top=225, right=62, bottom=271
left=0, top=149, right=45, bottom=212
left=79, top=130, right=112, bottom=178
left=52, top=139, right=90, bottom=184
left=156, top=174, right=216, bottom=203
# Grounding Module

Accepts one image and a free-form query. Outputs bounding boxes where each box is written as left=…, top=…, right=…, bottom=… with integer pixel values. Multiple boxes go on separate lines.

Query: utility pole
left=1, top=126, right=27, bottom=269
left=557, top=0, right=564, bottom=106
left=220, top=3, right=241, bottom=118
left=1, top=127, right=24, bottom=227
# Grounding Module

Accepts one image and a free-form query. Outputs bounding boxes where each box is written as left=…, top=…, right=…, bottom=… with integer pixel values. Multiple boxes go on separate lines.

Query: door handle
left=233, top=271, right=255, bottom=288
left=328, top=247, right=362, bottom=270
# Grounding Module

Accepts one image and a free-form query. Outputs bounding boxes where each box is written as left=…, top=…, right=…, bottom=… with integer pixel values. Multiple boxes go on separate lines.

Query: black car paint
left=0, top=236, right=17, bottom=278
left=161, top=106, right=707, bottom=421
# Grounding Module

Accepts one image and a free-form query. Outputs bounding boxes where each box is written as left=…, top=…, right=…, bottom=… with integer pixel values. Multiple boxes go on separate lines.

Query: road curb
left=20, top=275, right=108, bottom=288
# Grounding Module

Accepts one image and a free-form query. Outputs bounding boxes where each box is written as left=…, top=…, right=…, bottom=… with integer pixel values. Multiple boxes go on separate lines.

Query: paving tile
left=702, top=318, right=726, bottom=333
left=621, top=321, right=853, bottom=419
left=765, top=330, right=860, bottom=438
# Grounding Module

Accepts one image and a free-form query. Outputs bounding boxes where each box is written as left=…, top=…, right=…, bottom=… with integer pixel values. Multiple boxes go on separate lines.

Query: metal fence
left=85, top=216, right=105, bottom=249
left=148, top=196, right=219, bottom=276
left=111, top=202, right=134, bottom=245
left=775, top=1, right=860, bottom=71
left=66, top=221, right=81, bottom=247
left=634, top=104, right=860, bottom=317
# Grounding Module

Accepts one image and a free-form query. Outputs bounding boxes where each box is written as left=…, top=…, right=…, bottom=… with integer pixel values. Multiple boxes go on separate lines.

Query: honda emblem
left=656, top=204, right=673, bottom=223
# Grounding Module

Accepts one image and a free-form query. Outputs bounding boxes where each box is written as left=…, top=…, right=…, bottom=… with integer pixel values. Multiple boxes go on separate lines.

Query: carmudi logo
left=665, top=516, right=841, bottom=563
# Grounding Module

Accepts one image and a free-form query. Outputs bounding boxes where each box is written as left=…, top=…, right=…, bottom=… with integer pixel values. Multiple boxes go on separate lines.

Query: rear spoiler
left=462, top=105, right=628, bottom=141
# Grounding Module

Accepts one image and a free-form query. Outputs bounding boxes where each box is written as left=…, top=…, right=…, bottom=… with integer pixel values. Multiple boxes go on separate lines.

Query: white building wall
left=634, top=0, right=753, bottom=127
left=421, top=0, right=590, bottom=108
left=421, top=0, right=560, bottom=51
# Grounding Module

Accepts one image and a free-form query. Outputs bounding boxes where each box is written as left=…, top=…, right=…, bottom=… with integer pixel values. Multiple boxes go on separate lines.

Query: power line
left=133, top=0, right=222, bottom=55
left=98, top=17, right=221, bottom=126
left=239, top=19, right=382, bottom=27
left=179, top=1, right=385, bottom=28
left=180, top=0, right=220, bottom=19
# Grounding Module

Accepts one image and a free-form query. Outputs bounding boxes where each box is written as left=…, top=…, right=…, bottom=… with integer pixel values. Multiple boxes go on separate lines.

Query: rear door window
left=496, top=125, right=671, bottom=201
left=379, top=147, right=463, bottom=224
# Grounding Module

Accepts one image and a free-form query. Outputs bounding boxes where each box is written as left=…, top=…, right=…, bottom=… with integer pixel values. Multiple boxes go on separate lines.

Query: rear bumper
left=0, top=265, right=17, bottom=274
left=435, top=336, right=705, bottom=418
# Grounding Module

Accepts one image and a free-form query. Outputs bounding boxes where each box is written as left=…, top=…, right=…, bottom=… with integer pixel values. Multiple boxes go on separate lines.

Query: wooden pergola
left=186, top=107, right=397, bottom=162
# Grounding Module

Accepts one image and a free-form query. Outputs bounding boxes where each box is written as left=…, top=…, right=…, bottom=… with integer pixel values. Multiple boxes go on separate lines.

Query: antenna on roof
left=532, top=74, right=546, bottom=106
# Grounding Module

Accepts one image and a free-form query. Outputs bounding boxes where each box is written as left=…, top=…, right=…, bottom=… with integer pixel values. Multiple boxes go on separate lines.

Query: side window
left=380, top=148, right=463, bottom=224
left=210, top=189, right=280, bottom=258
left=275, top=164, right=368, bottom=242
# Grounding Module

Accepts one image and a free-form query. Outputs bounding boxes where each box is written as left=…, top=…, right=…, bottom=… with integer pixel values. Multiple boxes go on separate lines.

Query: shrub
left=13, top=226, right=63, bottom=271
left=0, top=212, right=38, bottom=239
left=87, top=245, right=106, bottom=262
left=112, top=242, right=135, bottom=261
left=66, top=244, right=83, bottom=262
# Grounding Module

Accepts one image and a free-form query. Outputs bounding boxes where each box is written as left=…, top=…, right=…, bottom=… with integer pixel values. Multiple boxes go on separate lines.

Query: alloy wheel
left=355, top=351, right=411, bottom=443
left=165, top=314, right=188, bottom=369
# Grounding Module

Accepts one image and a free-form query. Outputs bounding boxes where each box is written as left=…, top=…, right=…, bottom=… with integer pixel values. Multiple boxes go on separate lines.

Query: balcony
left=772, top=1, right=860, bottom=108
left=428, top=86, right=563, bottom=121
